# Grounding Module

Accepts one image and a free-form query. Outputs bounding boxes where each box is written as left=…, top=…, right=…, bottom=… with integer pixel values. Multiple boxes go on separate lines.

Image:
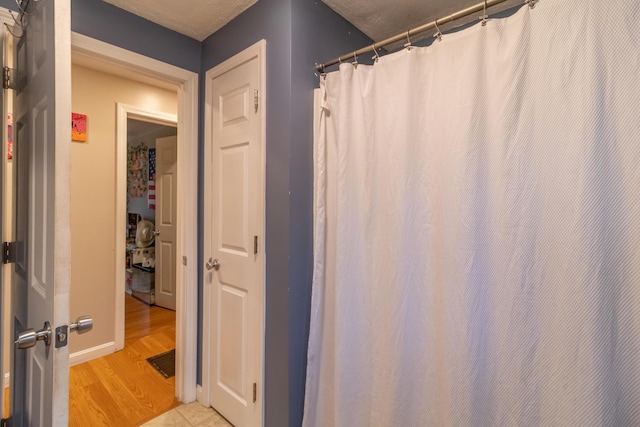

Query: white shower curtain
left=304, top=0, right=640, bottom=425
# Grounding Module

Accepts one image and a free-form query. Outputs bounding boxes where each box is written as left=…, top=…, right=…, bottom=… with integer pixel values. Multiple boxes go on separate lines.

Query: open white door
left=7, top=0, right=72, bottom=425
left=154, top=135, right=177, bottom=311
left=0, top=21, right=8, bottom=424
left=204, top=40, right=265, bottom=427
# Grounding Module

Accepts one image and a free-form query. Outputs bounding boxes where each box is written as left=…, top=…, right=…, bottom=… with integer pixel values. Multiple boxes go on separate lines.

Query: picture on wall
left=128, top=142, right=148, bottom=199
left=72, top=112, right=87, bottom=142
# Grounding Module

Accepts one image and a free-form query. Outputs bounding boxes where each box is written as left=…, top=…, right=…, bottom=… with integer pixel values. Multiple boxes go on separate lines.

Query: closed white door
left=8, top=0, right=72, bottom=425
left=154, top=135, right=177, bottom=311
left=205, top=41, right=265, bottom=427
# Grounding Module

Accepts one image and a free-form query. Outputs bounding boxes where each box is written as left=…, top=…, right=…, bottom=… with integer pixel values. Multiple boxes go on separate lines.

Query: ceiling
left=103, top=0, right=258, bottom=42
left=127, top=118, right=176, bottom=141
left=321, top=0, right=482, bottom=44
left=102, top=0, right=490, bottom=43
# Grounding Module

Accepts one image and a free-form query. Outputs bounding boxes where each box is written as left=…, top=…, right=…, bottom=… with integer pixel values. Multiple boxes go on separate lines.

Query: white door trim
left=70, top=32, right=199, bottom=403
left=201, top=39, right=266, bottom=421
left=0, top=8, right=12, bottom=418
left=115, top=103, right=177, bottom=349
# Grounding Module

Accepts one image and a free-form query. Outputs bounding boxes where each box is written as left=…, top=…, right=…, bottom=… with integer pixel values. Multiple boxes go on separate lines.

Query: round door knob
left=206, top=258, right=220, bottom=271
left=152, top=229, right=160, bottom=236
left=70, top=316, right=93, bottom=334
left=15, top=330, right=37, bottom=349
left=15, top=321, right=52, bottom=349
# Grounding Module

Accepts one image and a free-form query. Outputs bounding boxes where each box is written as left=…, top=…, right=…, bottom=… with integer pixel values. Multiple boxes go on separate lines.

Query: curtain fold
left=304, top=0, right=640, bottom=425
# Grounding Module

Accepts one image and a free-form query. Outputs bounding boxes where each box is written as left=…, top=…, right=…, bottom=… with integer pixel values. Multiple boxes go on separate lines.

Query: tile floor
left=141, top=401, right=233, bottom=427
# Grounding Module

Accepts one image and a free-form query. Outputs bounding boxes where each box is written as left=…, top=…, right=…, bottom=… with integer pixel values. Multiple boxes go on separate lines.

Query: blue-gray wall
left=201, top=0, right=293, bottom=425
left=289, top=2, right=372, bottom=425
left=201, top=2, right=371, bottom=425
left=71, top=0, right=201, bottom=73
left=0, top=1, right=200, bottom=71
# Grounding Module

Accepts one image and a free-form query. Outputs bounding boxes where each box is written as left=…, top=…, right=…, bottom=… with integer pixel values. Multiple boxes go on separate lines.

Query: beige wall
left=70, top=64, right=177, bottom=355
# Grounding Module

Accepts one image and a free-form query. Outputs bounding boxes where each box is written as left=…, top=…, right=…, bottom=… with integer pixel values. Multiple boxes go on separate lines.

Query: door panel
left=9, top=0, right=72, bottom=425
left=218, top=284, right=247, bottom=399
left=154, top=135, right=177, bottom=311
left=220, top=144, right=249, bottom=253
left=207, top=42, right=264, bottom=427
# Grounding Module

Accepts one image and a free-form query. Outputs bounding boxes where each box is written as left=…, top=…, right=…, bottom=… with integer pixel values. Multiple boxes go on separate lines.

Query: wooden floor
left=69, top=294, right=180, bottom=426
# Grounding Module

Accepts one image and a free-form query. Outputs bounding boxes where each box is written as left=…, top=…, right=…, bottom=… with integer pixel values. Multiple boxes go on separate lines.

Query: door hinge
left=3, top=241, right=14, bottom=264
left=254, top=89, right=259, bottom=113
left=3, top=66, right=15, bottom=90
left=253, top=382, right=257, bottom=403
left=254, top=236, right=258, bottom=255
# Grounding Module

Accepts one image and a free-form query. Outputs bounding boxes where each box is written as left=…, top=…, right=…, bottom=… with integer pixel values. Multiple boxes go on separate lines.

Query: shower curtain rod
left=316, top=0, right=535, bottom=72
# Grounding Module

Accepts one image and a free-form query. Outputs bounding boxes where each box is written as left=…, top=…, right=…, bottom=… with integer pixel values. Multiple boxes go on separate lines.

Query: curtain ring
left=404, top=30, right=413, bottom=51
left=480, top=0, right=488, bottom=26
left=372, top=44, right=381, bottom=62
left=14, top=0, right=33, bottom=16
left=433, top=19, right=443, bottom=42
left=316, top=63, right=326, bottom=79
left=352, top=51, right=358, bottom=68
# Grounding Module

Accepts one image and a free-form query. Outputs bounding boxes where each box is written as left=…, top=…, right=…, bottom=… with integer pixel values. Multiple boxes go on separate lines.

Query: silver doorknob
left=206, top=258, right=220, bottom=271
left=152, top=229, right=160, bottom=236
left=15, top=321, right=52, bottom=349
left=70, top=316, right=93, bottom=334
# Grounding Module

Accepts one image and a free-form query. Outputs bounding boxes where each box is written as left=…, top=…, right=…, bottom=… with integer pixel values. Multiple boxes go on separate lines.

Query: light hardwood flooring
left=69, top=294, right=180, bottom=426
left=3, top=386, right=7, bottom=419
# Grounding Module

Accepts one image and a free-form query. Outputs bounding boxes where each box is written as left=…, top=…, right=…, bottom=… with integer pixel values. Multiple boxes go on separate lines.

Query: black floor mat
left=147, top=349, right=175, bottom=378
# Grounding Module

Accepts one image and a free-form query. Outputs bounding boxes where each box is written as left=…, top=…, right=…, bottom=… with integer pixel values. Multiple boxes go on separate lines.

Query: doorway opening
left=67, top=58, right=183, bottom=423
left=70, top=33, right=199, bottom=404
left=124, top=116, right=177, bottom=309
left=0, top=16, right=198, bottom=423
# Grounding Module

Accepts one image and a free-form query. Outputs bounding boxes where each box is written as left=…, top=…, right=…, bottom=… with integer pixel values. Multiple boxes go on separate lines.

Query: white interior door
left=154, top=135, right=177, bottom=311
left=8, top=0, right=72, bottom=425
left=205, top=41, right=265, bottom=427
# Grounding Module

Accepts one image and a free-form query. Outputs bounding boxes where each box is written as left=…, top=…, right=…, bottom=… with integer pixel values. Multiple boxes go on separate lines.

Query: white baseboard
left=69, top=341, right=116, bottom=367
left=3, top=343, right=116, bottom=381
left=5, top=343, right=116, bottom=386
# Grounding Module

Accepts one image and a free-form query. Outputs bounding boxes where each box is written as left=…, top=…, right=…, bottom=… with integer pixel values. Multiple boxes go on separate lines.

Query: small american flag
left=148, top=181, right=156, bottom=210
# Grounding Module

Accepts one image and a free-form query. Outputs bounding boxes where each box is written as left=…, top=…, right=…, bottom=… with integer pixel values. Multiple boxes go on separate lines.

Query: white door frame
left=201, top=40, right=266, bottom=418
left=0, top=7, right=11, bottom=413
left=115, top=104, right=177, bottom=344
left=70, top=32, right=199, bottom=403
